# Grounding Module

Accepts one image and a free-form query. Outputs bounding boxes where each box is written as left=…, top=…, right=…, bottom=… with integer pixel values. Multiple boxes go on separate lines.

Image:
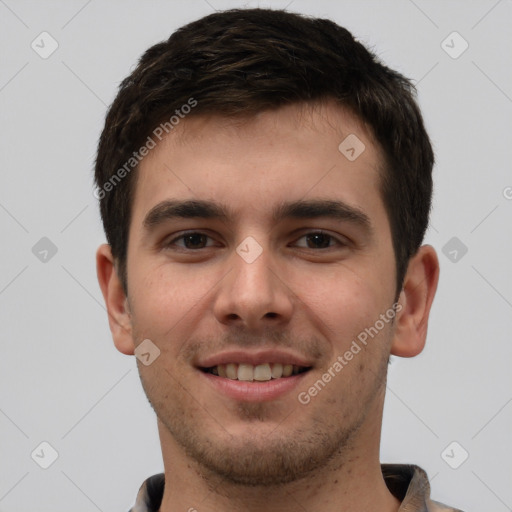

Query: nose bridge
left=213, top=236, right=293, bottom=327
left=234, top=243, right=274, bottom=296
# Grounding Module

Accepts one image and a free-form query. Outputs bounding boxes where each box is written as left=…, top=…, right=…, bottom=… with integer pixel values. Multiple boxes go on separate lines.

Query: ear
left=96, top=244, right=135, bottom=355
left=391, top=245, right=439, bottom=358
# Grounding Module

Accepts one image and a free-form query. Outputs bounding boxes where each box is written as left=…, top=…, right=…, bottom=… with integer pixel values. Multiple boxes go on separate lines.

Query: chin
left=165, top=414, right=359, bottom=488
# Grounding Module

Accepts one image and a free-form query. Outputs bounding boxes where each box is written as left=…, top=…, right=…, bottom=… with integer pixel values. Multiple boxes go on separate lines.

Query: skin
left=97, top=100, right=439, bottom=512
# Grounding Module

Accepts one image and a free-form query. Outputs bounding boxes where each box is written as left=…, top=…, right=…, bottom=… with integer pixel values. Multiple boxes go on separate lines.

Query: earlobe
left=96, top=244, right=135, bottom=356
left=391, top=245, right=440, bottom=358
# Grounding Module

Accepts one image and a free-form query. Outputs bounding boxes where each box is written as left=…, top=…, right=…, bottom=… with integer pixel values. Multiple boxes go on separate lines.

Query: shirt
left=128, top=464, right=464, bottom=512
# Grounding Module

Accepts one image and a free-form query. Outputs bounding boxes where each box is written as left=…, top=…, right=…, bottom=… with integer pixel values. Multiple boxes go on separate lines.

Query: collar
left=129, top=464, right=461, bottom=512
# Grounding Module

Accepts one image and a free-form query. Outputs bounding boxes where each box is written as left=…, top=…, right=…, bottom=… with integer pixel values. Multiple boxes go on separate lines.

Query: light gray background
left=1, top=1, right=511, bottom=510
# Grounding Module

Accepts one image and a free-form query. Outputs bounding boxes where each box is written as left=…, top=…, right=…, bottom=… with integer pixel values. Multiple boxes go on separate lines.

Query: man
left=94, top=7, right=462, bottom=512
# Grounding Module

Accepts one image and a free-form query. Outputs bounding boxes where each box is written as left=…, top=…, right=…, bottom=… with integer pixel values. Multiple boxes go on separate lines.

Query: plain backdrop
left=1, top=1, right=511, bottom=511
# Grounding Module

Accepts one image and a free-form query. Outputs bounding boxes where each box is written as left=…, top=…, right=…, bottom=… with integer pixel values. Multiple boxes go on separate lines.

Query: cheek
left=128, top=263, right=204, bottom=344
left=293, top=263, right=384, bottom=343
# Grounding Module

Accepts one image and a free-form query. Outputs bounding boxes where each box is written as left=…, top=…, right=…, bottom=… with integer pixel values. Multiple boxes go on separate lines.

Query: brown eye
left=167, top=232, right=214, bottom=250
left=182, top=233, right=208, bottom=249
left=305, top=233, right=332, bottom=248
left=294, top=231, right=342, bottom=249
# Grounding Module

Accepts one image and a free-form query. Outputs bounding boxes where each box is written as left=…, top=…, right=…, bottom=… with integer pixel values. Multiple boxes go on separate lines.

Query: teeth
left=226, top=363, right=238, bottom=379
left=271, top=363, right=283, bottom=379
left=253, top=363, right=272, bottom=381
left=237, top=364, right=254, bottom=381
left=282, top=364, right=293, bottom=377
left=208, top=363, right=306, bottom=381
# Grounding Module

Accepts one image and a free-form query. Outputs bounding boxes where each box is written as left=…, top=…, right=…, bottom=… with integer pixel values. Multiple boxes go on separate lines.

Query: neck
left=157, top=407, right=401, bottom=512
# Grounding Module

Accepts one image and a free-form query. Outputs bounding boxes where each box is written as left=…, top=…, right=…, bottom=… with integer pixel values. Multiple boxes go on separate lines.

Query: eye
left=164, top=230, right=346, bottom=252
left=293, top=231, right=344, bottom=249
left=167, top=231, right=216, bottom=250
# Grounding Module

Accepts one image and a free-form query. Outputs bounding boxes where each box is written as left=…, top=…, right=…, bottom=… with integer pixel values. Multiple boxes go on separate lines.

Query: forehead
left=131, top=101, right=387, bottom=230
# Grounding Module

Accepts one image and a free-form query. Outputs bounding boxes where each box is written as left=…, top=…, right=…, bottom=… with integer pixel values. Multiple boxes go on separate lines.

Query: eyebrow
left=143, top=198, right=372, bottom=234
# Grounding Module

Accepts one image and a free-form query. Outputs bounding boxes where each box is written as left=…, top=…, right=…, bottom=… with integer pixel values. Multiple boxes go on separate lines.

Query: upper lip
left=196, top=349, right=314, bottom=368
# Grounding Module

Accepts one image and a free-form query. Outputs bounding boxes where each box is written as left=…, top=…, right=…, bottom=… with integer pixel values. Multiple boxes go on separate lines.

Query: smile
left=196, top=350, right=314, bottom=401
left=202, top=363, right=311, bottom=381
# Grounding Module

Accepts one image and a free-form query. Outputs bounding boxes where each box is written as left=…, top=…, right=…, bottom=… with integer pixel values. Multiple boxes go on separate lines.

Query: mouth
left=196, top=351, right=314, bottom=402
left=200, top=363, right=311, bottom=381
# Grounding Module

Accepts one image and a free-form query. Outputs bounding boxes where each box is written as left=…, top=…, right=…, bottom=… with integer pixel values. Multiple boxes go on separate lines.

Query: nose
left=212, top=242, right=294, bottom=331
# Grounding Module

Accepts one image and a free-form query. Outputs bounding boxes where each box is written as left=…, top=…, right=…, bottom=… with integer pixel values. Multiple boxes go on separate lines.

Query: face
left=124, top=101, right=398, bottom=485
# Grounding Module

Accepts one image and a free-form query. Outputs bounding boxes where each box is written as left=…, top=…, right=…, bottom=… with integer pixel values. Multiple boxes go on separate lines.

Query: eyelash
left=165, top=230, right=347, bottom=251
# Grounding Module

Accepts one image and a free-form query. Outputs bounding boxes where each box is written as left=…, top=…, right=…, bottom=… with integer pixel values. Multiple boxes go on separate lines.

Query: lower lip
left=199, top=370, right=309, bottom=402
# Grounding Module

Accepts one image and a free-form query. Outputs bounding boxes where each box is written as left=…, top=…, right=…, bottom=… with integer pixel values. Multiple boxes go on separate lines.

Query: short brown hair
left=94, top=7, right=434, bottom=297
